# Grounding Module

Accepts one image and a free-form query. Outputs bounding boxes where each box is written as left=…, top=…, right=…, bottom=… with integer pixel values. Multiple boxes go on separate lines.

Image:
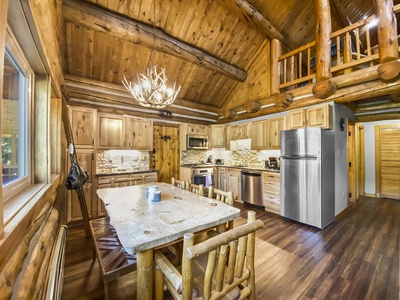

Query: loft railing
left=277, top=16, right=380, bottom=90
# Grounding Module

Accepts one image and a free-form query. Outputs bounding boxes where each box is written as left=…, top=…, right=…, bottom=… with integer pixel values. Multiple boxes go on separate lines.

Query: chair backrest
left=171, top=177, right=186, bottom=189
left=110, top=176, right=144, bottom=188
left=154, top=211, right=264, bottom=300
left=208, top=186, right=233, bottom=206
left=185, top=183, right=205, bottom=196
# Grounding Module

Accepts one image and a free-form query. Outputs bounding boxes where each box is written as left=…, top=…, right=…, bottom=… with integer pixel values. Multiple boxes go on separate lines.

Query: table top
left=97, top=183, right=241, bottom=253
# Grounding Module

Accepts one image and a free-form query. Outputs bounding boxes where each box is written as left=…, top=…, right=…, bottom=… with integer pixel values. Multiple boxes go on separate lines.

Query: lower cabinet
left=227, top=168, right=241, bottom=200
left=262, top=172, right=280, bottom=214
left=218, top=167, right=227, bottom=191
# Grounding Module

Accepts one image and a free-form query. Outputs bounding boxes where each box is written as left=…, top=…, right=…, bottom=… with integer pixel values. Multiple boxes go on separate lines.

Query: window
left=2, top=35, right=32, bottom=201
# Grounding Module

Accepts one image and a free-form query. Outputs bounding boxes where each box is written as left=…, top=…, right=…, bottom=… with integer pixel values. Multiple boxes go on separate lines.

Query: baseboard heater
left=46, top=225, right=68, bottom=300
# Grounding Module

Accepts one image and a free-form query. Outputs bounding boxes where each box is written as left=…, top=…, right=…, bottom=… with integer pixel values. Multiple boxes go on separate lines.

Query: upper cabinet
left=229, top=123, right=251, bottom=140
left=69, top=106, right=96, bottom=148
left=125, top=116, right=153, bottom=151
left=188, top=124, right=208, bottom=135
left=287, top=104, right=333, bottom=130
left=251, top=120, right=268, bottom=150
left=268, top=116, right=286, bottom=149
left=211, top=125, right=226, bottom=148
left=97, top=113, right=125, bottom=149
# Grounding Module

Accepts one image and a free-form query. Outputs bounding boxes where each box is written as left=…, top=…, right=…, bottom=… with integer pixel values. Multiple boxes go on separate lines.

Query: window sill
left=3, top=174, right=61, bottom=228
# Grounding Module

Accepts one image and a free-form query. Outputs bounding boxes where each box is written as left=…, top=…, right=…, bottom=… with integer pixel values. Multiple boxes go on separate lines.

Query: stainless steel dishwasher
left=241, top=171, right=263, bottom=207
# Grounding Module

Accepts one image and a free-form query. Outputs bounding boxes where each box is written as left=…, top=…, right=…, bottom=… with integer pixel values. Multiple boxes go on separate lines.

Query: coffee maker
left=265, top=157, right=279, bottom=170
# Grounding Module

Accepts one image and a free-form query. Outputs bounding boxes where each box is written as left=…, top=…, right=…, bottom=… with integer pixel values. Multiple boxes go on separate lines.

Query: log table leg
left=137, top=249, right=154, bottom=300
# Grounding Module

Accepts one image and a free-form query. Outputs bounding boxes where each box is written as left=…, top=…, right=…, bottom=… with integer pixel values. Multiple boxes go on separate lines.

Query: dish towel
left=205, top=174, right=213, bottom=188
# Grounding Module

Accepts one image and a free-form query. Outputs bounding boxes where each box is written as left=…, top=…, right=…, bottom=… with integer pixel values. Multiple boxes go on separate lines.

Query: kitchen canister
left=146, top=185, right=158, bottom=200
left=152, top=191, right=161, bottom=202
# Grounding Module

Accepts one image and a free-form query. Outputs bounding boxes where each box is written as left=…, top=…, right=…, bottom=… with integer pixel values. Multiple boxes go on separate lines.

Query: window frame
left=2, top=27, right=34, bottom=202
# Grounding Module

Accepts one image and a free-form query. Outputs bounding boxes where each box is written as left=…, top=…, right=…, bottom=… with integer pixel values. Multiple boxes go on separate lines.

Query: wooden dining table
left=97, top=182, right=241, bottom=299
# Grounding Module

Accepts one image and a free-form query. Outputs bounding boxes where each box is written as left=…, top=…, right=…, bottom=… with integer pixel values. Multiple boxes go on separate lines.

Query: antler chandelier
left=122, top=66, right=180, bottom=109
left=122, top=0, right=180, bottom=109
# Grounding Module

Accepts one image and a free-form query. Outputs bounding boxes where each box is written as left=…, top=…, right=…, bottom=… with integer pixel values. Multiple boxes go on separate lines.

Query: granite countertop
left=180, top=164, right=280, bottom=173
left=96, top=169, right=158, bottom=177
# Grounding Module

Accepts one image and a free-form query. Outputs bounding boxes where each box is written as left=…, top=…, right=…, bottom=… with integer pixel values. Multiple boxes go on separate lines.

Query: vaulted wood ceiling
left=61, top=0, right=400, bottom=123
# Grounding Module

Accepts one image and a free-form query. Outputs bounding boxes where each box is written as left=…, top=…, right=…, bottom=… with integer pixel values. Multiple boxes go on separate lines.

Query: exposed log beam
left=63, top=0, right=247, bottom=82
left=355, top=101, right=400, bottom=113
left=356, top=112, right=400, bottom=122
left=64, top=74, right=220, bottom=114
left=214, top=0, right=295, bottom=50
left=390, top=93, right=400, bottom=102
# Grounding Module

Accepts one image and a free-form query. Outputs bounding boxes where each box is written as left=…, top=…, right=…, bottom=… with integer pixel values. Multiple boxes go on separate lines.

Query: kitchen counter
left=180, top=164, right=280, bottom=173
left=96, top=169, right=158, bottom=177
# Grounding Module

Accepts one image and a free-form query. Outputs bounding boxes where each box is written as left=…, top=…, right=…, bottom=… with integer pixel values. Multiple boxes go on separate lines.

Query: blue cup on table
left=146, top=185, right=158, bottom=201
left=152, top=191, right=161, bottom=202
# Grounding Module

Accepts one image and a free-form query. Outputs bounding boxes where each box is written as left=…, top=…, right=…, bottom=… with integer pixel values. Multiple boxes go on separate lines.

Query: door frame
left=347, top=119, right=357, bottom=205
left=356, top=124, right=365, bottom=199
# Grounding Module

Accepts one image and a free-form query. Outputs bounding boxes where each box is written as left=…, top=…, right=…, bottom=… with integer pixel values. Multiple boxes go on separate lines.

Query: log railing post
left=374, top=0, right=399, bottom=63
left=271, top=39, right=281, bottom=95
left=314, top=0, right=332, bottom=81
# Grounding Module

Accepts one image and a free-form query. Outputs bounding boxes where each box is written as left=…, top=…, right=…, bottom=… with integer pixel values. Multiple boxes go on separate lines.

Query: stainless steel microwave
left=187, top=134, right=208, bottom=149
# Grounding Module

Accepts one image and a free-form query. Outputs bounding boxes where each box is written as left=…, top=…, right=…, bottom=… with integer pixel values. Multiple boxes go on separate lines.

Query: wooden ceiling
left=61, top=0, right=400, bottom=123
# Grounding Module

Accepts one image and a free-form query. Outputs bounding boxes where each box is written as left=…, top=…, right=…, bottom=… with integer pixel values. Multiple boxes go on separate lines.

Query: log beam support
left=222, top=108, right=237, bottom=119
left=315, top=0, right=332, bottom=81
left=374, top=0, right=399, bottom=63
left=312, top=80, right=337, bottom=99
left=63, top=0, right=247, bottom=82
left=273, top=93, right=293, bottom=107
left=271, top=39, right=282, bottom=95
left=245, top=102, right=261, bottom=113
left=377, top=60, right=400, bottom=82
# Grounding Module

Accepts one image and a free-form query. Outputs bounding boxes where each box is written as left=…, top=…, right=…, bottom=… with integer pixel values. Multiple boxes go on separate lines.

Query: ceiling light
left=122, top=2, right=180, bottom=108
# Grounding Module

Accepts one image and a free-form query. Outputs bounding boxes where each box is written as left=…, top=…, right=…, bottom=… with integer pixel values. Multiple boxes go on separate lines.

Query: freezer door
left=304, top=157, right=322, bottom=228
left=280, top=158, right=307, bottom=223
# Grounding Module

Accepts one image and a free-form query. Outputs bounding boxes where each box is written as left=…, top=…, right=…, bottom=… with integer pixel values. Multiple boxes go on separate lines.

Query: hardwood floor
left=62, top=196, right=399, bottom=299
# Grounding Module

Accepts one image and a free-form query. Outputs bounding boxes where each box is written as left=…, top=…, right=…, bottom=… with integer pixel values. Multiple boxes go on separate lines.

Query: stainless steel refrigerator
left=280, top=128, right=335, bottom=229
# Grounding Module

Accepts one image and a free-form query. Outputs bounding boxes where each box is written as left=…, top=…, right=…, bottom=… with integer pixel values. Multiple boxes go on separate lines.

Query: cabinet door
left=188, top=124, right=207, bottom=134
left=230, top=125, right=239, bottom=140
left=239, top=123, right=251, bottom=139
left=269, top=117, right=286, bottom=150
left=211, top=125, right=226, bottom=148
left=68, top=183, right=93, bottom=221
left=180, top=167, right=192, bottom=183
left=287, top=109, right=306, bottom=129
left=69, top=106, right=96, bottom=148
left=227, top=169, right=241, bottom=200
left=306, top=104, right=332, bottom=129
left=126, top=117, right=153, bottom=150
left=251, top=120, right=268, bottom=150
left=97, top=113, right=125, bottom=149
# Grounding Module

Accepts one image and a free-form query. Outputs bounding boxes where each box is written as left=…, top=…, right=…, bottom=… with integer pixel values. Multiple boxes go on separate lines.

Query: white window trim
left=3, top=26, right=34, bottom=202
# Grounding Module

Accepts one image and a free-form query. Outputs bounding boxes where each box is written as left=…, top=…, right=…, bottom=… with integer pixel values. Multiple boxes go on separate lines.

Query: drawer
left=263, top=199, right=280, bottom=212
left=263, top=172, right=280, bottom=183
left=263, top=192, right=280, bottom=203
left=263, top=181, right=280, bottom=189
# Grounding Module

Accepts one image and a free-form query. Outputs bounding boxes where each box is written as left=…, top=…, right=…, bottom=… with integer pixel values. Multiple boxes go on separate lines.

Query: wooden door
left=151, top=125, right=180, bottom=184
left=375, top=125, right=400, bottom=200
left=251, top=120, right=268, bottom=150
left=286, top=109, right=305, bottom=129
left=69, top=106, right=96, bottom=148
left=348, top=120, right=357, bottom=205
left=269, top=117, right=286, bottom=149
left=357, top=124, right=365, bottom=198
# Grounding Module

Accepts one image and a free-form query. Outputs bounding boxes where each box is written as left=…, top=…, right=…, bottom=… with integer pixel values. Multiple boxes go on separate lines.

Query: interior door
left=357, top=124, right=365, bottom=198
left=375, top=125, right=400, bottom=200
left=347, top=119, right=357, bottom=205
left=151, top=125, right=179, bottom=183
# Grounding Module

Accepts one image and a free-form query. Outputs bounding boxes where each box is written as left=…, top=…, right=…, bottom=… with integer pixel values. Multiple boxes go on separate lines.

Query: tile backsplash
left=181, top=139, right=280, bottom=168
left=96, top=150, right=150, bottom=174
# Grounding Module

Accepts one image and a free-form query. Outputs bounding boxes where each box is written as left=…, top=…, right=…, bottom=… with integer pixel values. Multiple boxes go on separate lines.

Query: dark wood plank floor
left=62, top=196, right=399, bottom=299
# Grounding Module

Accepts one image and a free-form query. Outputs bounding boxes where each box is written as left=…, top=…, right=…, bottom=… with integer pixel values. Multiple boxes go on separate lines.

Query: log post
left=312, top=79, right=337, bottom=98
left=222, top=108, right=237, bottom=119
left=272, top=93, right=293, bottom=107
left=374, top=0, right=399, bottom=63
left=315, top=0, right=332, bottom=81
left=271, top=39, right=282, bottom=95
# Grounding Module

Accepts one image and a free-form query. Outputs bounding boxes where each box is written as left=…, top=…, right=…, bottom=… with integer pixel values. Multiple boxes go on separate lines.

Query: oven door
left=192, top=174, right=213, bottom=187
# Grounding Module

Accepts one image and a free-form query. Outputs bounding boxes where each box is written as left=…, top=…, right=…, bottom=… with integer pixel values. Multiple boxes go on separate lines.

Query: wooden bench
left=89, top=218, right=137, bottom=299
